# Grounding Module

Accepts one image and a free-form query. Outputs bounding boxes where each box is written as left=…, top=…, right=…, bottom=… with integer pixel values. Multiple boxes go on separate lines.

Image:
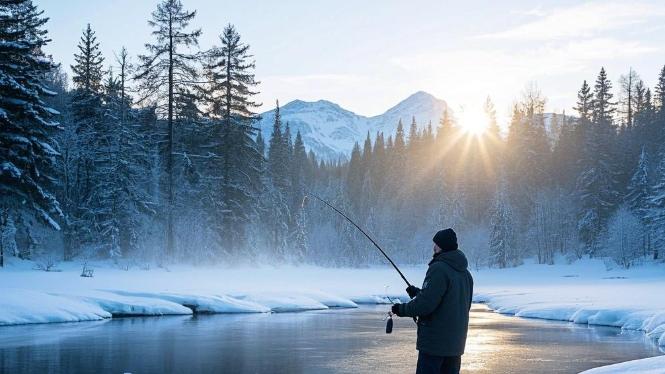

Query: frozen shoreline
left=1, top=257, right=664, bottom=372
left=579, top=355, right=665, bottom=373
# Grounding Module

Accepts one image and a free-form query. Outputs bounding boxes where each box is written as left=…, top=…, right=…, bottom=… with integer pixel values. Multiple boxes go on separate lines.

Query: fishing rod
left=303, top=191, right=412, bottom=288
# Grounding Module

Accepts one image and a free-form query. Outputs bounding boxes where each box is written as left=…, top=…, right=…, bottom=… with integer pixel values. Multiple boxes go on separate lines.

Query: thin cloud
left=391, top=38, right=659, bottom=78
left=389, top=37, right=660, bottom=125
left=510, top=6, right=547, bottom=17
left=481, top=1, right=665, bottom=41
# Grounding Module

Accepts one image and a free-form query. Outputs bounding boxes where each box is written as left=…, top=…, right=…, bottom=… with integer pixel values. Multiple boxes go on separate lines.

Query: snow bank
left=302, top=291, right=359, bottom=308
left=238, top=293, right=329, bottom=312
left=579, top=355, right=665, bottom=374
left=74, top=291, right=193, bottom=316
left=0, top=289, right=109, bottom=325
left=1, top=256, right=665, bottom=359
left=472, top=259, right=665, bottom=349
left=109, top=291, right=270, bottom=313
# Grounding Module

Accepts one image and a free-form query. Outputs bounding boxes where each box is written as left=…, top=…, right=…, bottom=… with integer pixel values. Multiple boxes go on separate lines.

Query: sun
left=458, top=109, right=488, bottom=136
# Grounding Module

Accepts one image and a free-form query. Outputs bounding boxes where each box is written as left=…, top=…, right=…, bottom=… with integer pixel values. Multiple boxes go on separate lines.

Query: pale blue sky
left=36, top=0, right=665, bottom=124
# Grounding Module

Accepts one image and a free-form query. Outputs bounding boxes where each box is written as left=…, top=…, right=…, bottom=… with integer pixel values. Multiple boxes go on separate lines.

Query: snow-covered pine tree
left=592, top=67, right=616, bottom=126
left=203, top=24, right=261, bottom=255
left=576, top=68, right=619, bottom=254
left=602, top=205, right=645, bottom=268
left=264, top=102, right=290, bottom=257
left=626, top=147, right=650, bottom=222
left=134, top=0, right=201, bottom=258
left=489, top=182, right=514, bottom=268
left=370, top=132, right=386, bottom=197
left=0, top=0, right=62, bottom=267
left=67, top=23, right=105, bottom=258
left=91, top=61, right=153, bottom=259
left=346, top=142, right=364, bottom=213
left=574, top=80, right=593, bottom=122
left=256, top=131, right=265, bottom=158
left=513, top=85, right=550, bottom=212
left=483, top=96, right=502, bottom=148
left=655, top=65, right=665, bottom=116
left=291, top=130, right=308, bottom=204
left=649, top=152, right=665, bottom=260
left=551, top=110, right=581, bottom=189
left=292, top=203, right=308, bottom=263
left=267, top=101, right=289, bottom=190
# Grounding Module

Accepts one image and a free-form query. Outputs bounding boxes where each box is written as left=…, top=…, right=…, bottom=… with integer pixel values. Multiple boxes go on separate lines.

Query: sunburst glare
left=458, top=108, right=488, bottom=136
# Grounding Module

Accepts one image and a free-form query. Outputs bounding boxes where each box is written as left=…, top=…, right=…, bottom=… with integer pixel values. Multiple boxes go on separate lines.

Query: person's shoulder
left=428, top=260, right=449, bottom=273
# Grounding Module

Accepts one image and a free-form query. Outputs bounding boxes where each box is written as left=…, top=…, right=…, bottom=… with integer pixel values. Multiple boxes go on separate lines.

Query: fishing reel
left=385, top=311, right=394, bottom=334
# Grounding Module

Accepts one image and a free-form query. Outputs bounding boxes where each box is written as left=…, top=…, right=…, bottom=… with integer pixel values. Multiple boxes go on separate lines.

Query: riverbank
left=1, top=257, right=664, bottom=349
left=580, top=355, right=665, bottom=373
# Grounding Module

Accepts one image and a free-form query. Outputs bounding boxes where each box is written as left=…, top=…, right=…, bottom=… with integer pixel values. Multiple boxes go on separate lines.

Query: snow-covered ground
left=580, top=355, right=665, bottom=374
left=473, top=258, right=665, bottom=349
left=1, top=257, right=664, bottom=371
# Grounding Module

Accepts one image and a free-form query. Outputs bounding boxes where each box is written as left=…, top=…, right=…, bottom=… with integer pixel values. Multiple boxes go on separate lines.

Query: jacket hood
left=430, top=249, right=468, bottom=272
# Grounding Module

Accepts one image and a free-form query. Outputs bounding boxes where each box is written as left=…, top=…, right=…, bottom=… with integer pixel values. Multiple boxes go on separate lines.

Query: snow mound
left=351, top=294, right=407, bottom=304
left=580, top=355, right=665, bottom=373
left=474, top=291, right=665, bottom=347
left=0, top=289, right=110, bottom=326
left=237, top=293, right=329, bottom=312
left=72, top=291, right=193, bottom=316
left=303, top=291, right=358, bottom=308
left=109, top=291, right=270, bottom=313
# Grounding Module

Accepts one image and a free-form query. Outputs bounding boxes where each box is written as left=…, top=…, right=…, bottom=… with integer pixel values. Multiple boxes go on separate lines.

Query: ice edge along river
left=1, top=257, right=664, bottom=372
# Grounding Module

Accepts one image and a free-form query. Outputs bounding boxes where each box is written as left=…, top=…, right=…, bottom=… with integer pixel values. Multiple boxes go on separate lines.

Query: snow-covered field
left=1, top=257, right=664, bottom=371
left=473, top=259, right=665, bottom=349
left=579, top=355, right=665, bottom=373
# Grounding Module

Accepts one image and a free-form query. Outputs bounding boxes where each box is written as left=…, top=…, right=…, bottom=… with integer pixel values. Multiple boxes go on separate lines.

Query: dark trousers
left=415, top=351, right=461, bottom=374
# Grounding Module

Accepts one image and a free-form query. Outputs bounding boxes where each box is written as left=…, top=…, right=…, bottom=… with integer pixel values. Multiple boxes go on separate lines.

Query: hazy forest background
left=2, top=0, right=665, bottom=270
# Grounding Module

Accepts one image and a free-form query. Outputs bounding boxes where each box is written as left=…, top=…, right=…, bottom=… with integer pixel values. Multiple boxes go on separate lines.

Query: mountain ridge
left=257, top=91, right=449, bottom=160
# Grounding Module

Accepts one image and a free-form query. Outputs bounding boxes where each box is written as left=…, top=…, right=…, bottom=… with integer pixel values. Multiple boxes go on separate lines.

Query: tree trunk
left=166, top=13, right=175, bottom=258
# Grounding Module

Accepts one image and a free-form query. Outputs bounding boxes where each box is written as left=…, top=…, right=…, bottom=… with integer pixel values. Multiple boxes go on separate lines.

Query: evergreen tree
left=575, top=80, right=593, bottom=121
left=0, top=0, right=61, bottom=266
left=626, top=147, right=650, bottom=222
left=649, top=152, right=665, bottom=260
left=346, top=142, right=364, bottom=212
left=362, top=131, right=372, bottom=168
left=592, top=67, right=616, bottom=126
left=489, top=182, right=514, bottom=268
left=67, top=23, right=106, bottom=257
left=134, top=0, right=201, bottom=257
left=71, top=24, right=104, bottom=92
left=203, top=24, right=261, bottom=254
left=576, top=68, right=620, bottom=254
left=655, top=65, right=665, bottom=115
left=552, top=111, right=581, bottom=189
left=483, top=96, right=501, bottom=143
left=291, top=130, right=308, bottom=197
left=93, top=62, right=152, bottom=258
left=408, top=116, right=419, bottom=146
left=267, top=101, right=288, bottom=189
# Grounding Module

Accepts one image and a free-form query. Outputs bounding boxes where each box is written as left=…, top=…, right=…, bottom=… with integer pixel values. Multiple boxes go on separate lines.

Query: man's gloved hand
left=391, top=303, right=402, bottom=316
left=406, top=285, right=420, bottom=299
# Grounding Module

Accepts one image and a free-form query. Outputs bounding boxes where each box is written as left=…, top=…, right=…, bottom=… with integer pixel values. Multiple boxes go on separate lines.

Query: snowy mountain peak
left=257, top=92, right=448, bottom=160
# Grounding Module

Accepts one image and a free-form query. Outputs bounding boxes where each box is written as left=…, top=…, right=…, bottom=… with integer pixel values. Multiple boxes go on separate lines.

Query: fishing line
left=303, top=192, right=417, bottom=329
left=302, top=192, right=412, bottom=287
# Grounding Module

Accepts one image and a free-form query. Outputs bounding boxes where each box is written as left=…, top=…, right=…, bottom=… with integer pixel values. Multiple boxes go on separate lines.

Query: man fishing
left=391, top=228, right=474, bottom=374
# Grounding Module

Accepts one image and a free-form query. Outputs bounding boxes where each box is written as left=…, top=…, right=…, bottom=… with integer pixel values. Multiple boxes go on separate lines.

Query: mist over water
left=0, top=305, right=661, bottom=374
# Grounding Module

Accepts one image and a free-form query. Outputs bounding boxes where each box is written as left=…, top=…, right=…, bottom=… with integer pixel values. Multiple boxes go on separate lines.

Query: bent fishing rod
left=303, top=191, right=412, bottom=288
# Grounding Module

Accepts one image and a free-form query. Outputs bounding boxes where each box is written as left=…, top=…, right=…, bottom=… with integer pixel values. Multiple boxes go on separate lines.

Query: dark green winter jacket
left=396, top=249, right=474, bottom=357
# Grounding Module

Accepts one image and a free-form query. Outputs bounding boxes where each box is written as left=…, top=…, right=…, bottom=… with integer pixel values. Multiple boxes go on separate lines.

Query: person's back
left=392, top=228, right=474, bottom=374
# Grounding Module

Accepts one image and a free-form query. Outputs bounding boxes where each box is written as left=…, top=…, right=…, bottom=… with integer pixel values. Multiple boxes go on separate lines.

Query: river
left=0, top=305, right=662, bottom=373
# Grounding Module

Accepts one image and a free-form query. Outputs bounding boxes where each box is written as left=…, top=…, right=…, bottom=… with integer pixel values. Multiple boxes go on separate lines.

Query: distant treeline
left=1, top=0, right=665, bottom=269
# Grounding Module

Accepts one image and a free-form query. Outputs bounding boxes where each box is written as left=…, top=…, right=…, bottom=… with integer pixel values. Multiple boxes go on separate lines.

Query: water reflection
left=0, top=305, right=661, bottom=373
